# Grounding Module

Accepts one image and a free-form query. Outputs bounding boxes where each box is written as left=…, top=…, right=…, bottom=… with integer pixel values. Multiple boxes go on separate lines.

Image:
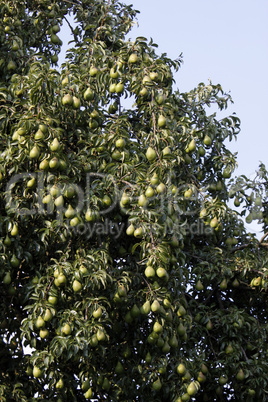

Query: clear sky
left=124, top=0, right=268, bottom=178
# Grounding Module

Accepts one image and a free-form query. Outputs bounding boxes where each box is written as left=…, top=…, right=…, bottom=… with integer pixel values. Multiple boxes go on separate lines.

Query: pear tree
left=0, top=0, right=267, bottom=401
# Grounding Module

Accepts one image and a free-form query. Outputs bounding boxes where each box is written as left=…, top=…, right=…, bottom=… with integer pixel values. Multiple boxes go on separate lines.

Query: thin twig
left=63, top=16, right=78, bottom=43
left=258, top=232, right=268, bottom=245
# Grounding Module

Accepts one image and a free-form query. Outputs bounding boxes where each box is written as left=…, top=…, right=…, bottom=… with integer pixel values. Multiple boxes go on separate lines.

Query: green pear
left=146, top=147, right=157, bottom=162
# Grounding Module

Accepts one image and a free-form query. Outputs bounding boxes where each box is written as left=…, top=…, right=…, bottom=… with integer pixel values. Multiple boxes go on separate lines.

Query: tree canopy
left=0, top=1, right=267, bottom=401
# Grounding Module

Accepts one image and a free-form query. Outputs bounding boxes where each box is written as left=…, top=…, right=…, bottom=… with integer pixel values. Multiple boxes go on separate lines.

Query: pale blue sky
left=125, top=0, right=268, bottom=178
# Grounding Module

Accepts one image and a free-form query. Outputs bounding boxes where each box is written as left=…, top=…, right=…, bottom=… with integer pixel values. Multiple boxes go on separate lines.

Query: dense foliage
left=0, top=1, right=267, bottom=401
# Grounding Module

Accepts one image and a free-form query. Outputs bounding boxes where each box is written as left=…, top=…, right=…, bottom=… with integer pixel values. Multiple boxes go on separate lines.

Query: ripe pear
left=33, top=366, right=42, bottom=378
left=3, top=272, right=12, bottom=285
left=223, top=167, right=231, bottom=179
left=210, top=216, right=218, bottom=228
left=36, top=316, right=45, bottom=329
left=109, top=83, right=116, bottom=93
left=177, top=322, right=186, bottom=337
left=204, top=135, right=212, bottom=146
left=145, top=186, right=154, bottom=198
left=57, top=273, right=67, bottom=286
left=196, top=280, right=204, bottom=291
left=115, top=138, right=125, bottom=148
left=146, top=147, right=157, bottom=162
left=34, top=129, right=45, bottom=140
left=219, top=278, right=228, bottom=290
left=188, top=139, right=196, bottom=152
left=162, top=340, right=170, bottom=353
left=115, top=361, right=124, bottom=374
left=10, top=254, right=19, bottom=268
left=49, top=157, right=59, bottom=169
left=139, top=87, right=148, bottom=96
left=138, top=194, right=148, bottom=207
left=177, top=305, right=186, bottom=317
left=197, top=371, right=206, bottom=383
left=39, top=328, right=49, bottom=339
left=150, top=173, right=159, bottom=185
left=89, top=66, right=98, bottom=76
left=128, top=53, right=138, bottom=64
left=206, top=319, right=213, bottom=331
left=236, top=368, right=245, bottom=381
left=85, top=209, right=95, bottom=222
left=55, top=378, right=64, bottom=389
left=84, top=87, right=94, bottom=101
left=62, top=323, right=71, bottom=335
left=62, top=94, right=73, bottom=106
left=126, top=223, right=135, bottom=236
left=156, top=267, right=167, bottom=278
left=156, top=182, right=166, bottom=194
left=27, top=177, right=36, bottom=188
left=54, top=195, right=64, bottom=207
left=142, top=75, right=152, bottom=85
left=73, top=280, right=82, bottom=292
left=151, top=299, right=161, bottom=312
left=64, top=185, right=76, bottom=198
left=201, top=363, right=208, bottom=374
left=187, top=381, right=199, bottom=396
left=4, top=235, right=11, bottom=246
left=97, top=329, right=106, bottom=342
left=50, top=137, right=60, bottom=152
left=130, top=304, right=140, bottom=318
left=232, top=278, right=239, bottom=288
left=43, top=308, right=53, bottom=322
left=152, top=377, right=162, bottom=391
left=198, top=146, right=205, bottom=156
left=153, top=321, right=163, bottom=333
left=219, top=375, right=228, bottom=385
left=72, top=96, right=81, bottom=109
left=48, top=295, right=58, bottom=305
left=93, top=307, right=102, bottom=319
left=225, top=343, right=234, bottom=354
left=140, top=300, right=151, bottom=315
left=39, top=159, right=49, bottom=170
left=184, top=188, right=192, bottom=198
left=90, top=334, right=98, bottom=347
left=158, top=115, right=166, bottom=128
left=102, top=378, right=110, bottom=391
left=110, top=67, right=119, bottom=79
left=134, top=227, right=143, bottom=238
left=7, top=60, right=16, bottom=71
left=145, top=351, right=152, bottom=364
left=149, top=71, right=158, bottom=81
left=65, top=204, right=75, bottom=219
left=162, top=146, right=171, bottom=157
left=120, top=193, right=130, bottom=206
left=115, top=82, right=124, bottom=94
left=169, top=333, right=179, bottom=348
left=177, top=363, right=187, bottom=376
left=29, top=146, right=40, bottom=159
left=118, top=285, right=127, bottom=297
left=43, top=194, right=52, bottom=204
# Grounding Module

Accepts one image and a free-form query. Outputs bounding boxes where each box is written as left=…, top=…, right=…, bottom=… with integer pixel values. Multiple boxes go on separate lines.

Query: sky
left=124, top=0, right=268, bottom=178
